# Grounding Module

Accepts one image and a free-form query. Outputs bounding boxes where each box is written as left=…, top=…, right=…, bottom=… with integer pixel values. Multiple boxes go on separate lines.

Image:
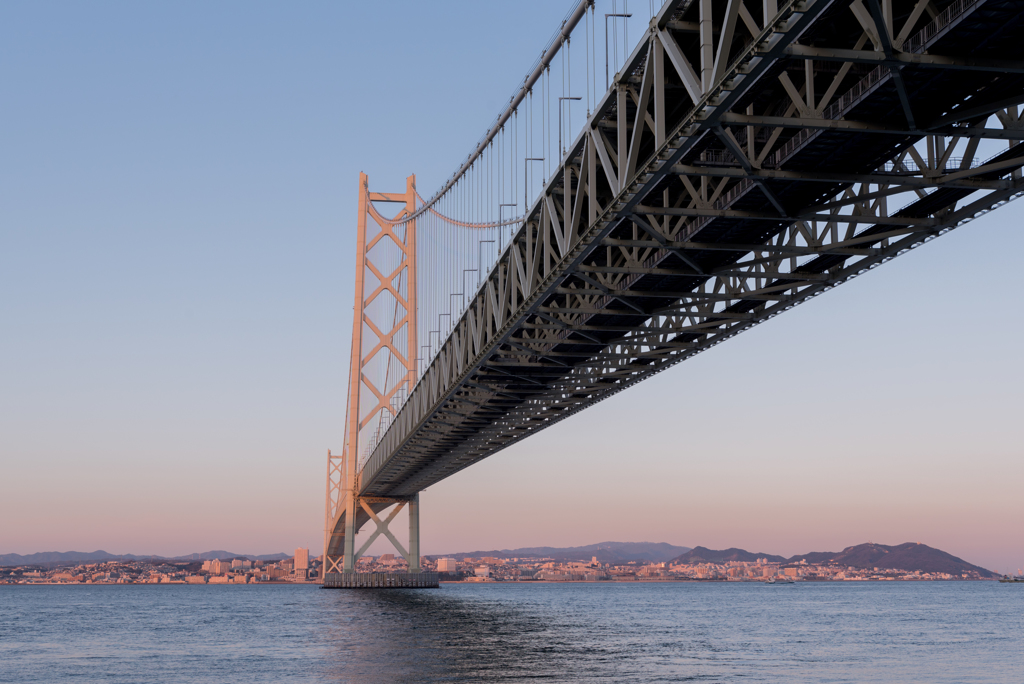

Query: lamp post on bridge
left=524, top=158, right=544, bottom=217
left=559, top=97, right=582, bottom=159
left=500, top=203, right=517, bottom=244
left=605, top=13, right=632, bottom=90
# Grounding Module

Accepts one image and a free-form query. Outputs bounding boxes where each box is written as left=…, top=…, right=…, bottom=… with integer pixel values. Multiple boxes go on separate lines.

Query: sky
left=1, top=1, right=1022, bottom=574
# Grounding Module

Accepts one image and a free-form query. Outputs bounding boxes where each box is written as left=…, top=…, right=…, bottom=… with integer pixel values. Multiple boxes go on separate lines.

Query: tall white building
left=295, top=548, right=309, bottom=571
left=437, top=558, right=457, bottom=573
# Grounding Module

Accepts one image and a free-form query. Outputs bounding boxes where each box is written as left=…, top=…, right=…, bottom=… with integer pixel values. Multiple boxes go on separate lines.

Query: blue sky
left=1, top=1, right=1022, bottom=573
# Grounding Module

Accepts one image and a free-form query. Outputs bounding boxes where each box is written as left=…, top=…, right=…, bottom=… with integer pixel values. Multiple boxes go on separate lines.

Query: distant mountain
left=0, top=550, right=130, bottom=566
left=440, top=542, right=691, bottom=563
left=185, top=551, right=291, bottom=562
left=0, top=550, right=291, bottom=567
left=787, top=550, right=836, bottom=565
left=790, top=542, right=997, bottom=577
left=669, top=542, right=997, bottom=578
left=672, top=546, right=787, bottom=564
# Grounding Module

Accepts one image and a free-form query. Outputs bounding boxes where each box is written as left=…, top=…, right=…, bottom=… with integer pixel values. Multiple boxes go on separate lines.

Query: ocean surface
left=1, top=581, right=1021, bottom=682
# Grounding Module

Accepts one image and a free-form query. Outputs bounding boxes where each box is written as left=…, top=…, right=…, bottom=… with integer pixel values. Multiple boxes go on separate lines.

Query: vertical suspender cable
left=618, top=0, right=626, bottom=58
left=593, top=1, right=598, bottom=114
left=613, top=0, right=618, bottom=76
left=586, top=5, right=590, bottom=116
left=513, top=110, right=518, bottom=237
left=548, top=67, right=553, bottom=180
left=529, top=89, right=533, bottom=213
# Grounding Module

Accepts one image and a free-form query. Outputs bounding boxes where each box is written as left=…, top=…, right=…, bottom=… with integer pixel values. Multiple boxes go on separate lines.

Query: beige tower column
left=325, top=172, right=420, bottom=577
left=408, top=493, right=420, bottom=573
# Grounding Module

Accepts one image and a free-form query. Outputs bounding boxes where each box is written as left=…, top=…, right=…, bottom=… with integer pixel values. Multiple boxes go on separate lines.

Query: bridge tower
left=323, top=173, right=433, bottom=587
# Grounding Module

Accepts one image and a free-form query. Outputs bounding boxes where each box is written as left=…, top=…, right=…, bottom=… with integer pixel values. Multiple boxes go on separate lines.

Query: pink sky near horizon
left=4, top=225, right=1022, bottom=574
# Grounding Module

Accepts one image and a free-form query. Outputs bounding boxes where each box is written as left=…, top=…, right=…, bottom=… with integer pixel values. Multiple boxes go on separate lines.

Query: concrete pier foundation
left=322, top=572, right=439, bottom=589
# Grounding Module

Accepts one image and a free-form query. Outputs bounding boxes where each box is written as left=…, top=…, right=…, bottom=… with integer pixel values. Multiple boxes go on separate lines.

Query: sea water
left=1, top=581, right=1021, bottom=682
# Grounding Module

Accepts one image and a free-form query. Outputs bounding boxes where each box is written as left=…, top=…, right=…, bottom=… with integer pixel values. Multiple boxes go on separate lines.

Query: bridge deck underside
left=356, top=0, right=1024, bottom=500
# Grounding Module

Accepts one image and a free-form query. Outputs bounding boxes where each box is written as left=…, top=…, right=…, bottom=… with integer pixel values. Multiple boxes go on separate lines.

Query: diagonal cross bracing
left=347, top=0, right=1024, bottom=508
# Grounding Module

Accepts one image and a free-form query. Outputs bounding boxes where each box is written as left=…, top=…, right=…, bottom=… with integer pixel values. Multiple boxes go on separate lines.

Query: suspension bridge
left=323, top=0, right=1024, bottom=587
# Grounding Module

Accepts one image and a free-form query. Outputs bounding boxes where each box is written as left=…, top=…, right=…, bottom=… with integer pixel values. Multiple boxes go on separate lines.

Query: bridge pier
left=323, top=492, right=433, bottom=588
left=323, top=572, right=438, bottom=589
left=341, top=489, right=357, bottom=573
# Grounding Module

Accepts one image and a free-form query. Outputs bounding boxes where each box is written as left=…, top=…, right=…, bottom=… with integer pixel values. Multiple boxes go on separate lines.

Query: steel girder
left=356, top=0, right=1024, bottom=498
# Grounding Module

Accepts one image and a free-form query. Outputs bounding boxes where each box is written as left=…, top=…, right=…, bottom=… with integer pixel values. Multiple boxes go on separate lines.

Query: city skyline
left=2, top=0, right=1022, bottom=573
left=2, top=539, right=1009, bottom=586
left=3, top=539, right=1011, bottom=576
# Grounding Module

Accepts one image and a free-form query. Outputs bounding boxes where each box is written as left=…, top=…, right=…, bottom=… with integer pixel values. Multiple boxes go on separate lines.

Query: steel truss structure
left=328, top=0, right=1024, bottom=565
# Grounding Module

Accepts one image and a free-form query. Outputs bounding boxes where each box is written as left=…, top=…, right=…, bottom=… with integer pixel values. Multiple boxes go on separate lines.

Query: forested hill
left=670, top=542, right=996, bottom=577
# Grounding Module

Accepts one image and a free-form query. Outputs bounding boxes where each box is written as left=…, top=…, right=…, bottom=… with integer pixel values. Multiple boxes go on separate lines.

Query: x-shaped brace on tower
left=354, top=500, right=407, bottom=560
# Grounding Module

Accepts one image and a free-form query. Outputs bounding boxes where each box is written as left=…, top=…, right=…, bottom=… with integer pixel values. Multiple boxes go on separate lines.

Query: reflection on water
left=320, top=588, right=582, bottom=681
left=1, top=582, right=1022, bottom=683
left=315, top=582, right=1023, bottom=683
